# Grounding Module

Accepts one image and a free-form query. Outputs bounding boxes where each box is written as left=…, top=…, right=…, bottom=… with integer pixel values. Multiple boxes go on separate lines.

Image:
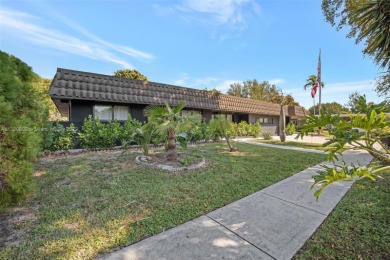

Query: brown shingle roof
left=49, top=68, right=306, bottom=118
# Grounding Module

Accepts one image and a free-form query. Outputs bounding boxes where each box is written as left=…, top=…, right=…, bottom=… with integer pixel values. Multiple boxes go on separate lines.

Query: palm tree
left=304, top=75, right=325, bottom=114
left=144, top=101, right=198, bottom=161
left=352, top=0, right=390, bottom=69
left=209, top=115, right=236, bottom=152
left=303, top=75, right=324, bottom=91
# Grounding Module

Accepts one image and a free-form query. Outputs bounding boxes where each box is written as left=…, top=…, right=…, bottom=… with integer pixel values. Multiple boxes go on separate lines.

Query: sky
left=0, top=0, right=386, bottom=109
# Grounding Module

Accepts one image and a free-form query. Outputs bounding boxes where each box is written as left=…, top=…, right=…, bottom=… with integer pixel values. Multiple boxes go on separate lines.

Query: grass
left=0, top=143, right=325, bottom=259
left=251, top=139, right=328, bottom=151
left=294, top=160, right=390, bottom=259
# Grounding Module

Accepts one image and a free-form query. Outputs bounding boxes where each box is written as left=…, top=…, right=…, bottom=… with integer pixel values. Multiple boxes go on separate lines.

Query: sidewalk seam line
left=260, top=192, right=329, bottom=216
left=205, top=215, right=277, bottom=260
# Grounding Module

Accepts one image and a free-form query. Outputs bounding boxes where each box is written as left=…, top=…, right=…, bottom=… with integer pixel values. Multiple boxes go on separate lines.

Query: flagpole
left=318, top=48, right=322, bottom=115
left=313, top=97, right=316, bottom=115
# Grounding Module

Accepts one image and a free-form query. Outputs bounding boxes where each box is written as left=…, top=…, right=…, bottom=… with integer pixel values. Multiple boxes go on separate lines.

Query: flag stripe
left=317, top=49, right=321, bottom=84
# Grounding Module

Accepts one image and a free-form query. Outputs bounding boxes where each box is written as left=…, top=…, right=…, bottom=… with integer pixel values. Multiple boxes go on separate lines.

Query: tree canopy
left=346, top=92, right=389, bottom=114
left=308, top=102, right=350, bottom=115
left=322, top=0, right=390, bottom=95
left=226, top=80, right=300, bottom=106
left=113, top=69, right=148, bottom=81
left=0, top=51, right=49, bottom=209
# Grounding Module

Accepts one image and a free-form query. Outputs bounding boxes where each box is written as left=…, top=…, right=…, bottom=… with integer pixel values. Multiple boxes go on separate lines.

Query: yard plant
left=298, top=109, right=390, bottom=198
left=0, top=143, right=325, bottom=259
left=0, top=51, right=49, bottom=210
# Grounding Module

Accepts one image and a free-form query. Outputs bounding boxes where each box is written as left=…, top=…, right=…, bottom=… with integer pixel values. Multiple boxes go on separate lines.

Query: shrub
left=42, top=122, right=77, bottom=151
left=79, top=116, right=122, bottom=149
left=120, top=115, right=142, bottom=146
left=286, top=123, right=296, bottom=135
left=0, top=51, right=49, bottom=209
left=263, top=133, right=272, bottom=140
left=237, top=121, right=250, bottom=136
left=187, top=123, right=204, bottom=143
left=248, top=122, right=262, bottom=137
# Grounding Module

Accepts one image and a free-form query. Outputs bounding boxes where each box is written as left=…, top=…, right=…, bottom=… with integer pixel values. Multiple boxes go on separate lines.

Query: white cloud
left=172, top=73, right=239, bottom=93
left=154, top=0, right=260, bottom=39
left=215, top=80, right=241, bottom=93
left=269, top=78, right=285, bottom=85
left=0, top=8, right=154, bottom=68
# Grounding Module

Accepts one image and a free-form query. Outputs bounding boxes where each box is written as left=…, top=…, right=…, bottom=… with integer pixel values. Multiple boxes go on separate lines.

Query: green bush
left=248, top=122, right=262, bottom=137
left=263, top=133, right=272, bottom=140
left=120, top=115, right=142, bottom=146
left=0, top=51, right=49, bottom=210
left=286, top=123, right=296, bottom=135
left=79, top=116, right=122, bottom=149
left=42, top=122, right=77, bottom=151
left=186, top=122, right=204, bottom=143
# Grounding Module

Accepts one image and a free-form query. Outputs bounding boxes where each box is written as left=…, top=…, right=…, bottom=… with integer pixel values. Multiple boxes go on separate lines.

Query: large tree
left=322, top=0, right=390, bottom=95
left=227, top=80, right=300, bottom=106
left=308, top=102, right=350, bottom=115
left=0, top=51, right=49, bottom=209
left=113, top=69, right=148, bottom=82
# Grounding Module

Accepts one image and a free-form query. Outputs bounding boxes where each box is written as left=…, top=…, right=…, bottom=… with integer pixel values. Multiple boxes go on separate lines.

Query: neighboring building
left=49, top=68, right=306, bottom=134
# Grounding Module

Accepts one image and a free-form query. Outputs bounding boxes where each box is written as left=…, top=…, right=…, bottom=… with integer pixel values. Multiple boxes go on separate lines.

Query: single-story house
left=49, top=68, right=307, bottom=134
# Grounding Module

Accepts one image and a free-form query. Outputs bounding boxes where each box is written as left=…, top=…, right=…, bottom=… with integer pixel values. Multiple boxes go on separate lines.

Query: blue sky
left=0, top=0, right=385, bottom=109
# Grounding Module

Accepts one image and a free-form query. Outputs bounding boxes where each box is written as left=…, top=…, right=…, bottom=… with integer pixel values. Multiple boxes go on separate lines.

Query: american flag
left=311, top=83, right=318, bottom=98
left=317, top=49, right=321, bottom=85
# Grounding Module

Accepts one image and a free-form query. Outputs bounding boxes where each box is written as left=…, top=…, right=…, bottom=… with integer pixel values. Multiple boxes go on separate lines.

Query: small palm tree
left=144, top=101, right=199, bottom=161
left=132, top=123, right=155, bottom=155
left=209, top=115, right=236, bottom=152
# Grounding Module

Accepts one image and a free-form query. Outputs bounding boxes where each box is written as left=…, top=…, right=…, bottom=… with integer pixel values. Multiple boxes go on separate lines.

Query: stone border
left=135, top=155, right=206, bottom=172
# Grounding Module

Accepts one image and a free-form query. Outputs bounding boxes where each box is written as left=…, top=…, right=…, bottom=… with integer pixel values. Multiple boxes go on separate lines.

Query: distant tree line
left=226, top=79, right=300, bottom=106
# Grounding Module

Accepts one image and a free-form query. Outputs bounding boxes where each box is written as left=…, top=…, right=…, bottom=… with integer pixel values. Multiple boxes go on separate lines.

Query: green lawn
left=251, top=139, right=328, bottom=151
left=0, top=143, right=325, bottom=259
left=295, top=160, right=390, bottom=259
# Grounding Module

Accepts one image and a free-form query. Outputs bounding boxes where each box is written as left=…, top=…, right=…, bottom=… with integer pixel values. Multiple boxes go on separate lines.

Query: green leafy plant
left=120, top=115, right=142, bottom=146
left=248, top=121, right=262, bottom=137
left=209, top=115, right=237, bottom=152
left=180, top=156, right=193, bottom=166
left=297, top=110, right=390, bottom=198
left=144, top=101, right=200, bottom=160
left=132, top=123, right=155, bottom=155
left=42, top=122, right=77, bottom=151
left=79, top=116, right=122, bottom=149
left=263, top=133, right=272, bottom=140
left=285, top=122, right=296, bottom=135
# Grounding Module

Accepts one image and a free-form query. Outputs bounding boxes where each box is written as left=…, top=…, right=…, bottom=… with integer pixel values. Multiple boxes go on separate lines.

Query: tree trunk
left=279, top=105, right=286, bottom=142
left=223, top=132, right=236, bottom=152
left=167, top=128, right=177, bottom=161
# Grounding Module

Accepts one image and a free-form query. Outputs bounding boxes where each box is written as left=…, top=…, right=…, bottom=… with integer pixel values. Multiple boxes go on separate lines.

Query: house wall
left=202, top=110, right=212, bottom=122
left=131, top=104, right=148, bottom=122
left=64, top=100, right=278, bottom=136
left=70, top=100, right=94, bottom=129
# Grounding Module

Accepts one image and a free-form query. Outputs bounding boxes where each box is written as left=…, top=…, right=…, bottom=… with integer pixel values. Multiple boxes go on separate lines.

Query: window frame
left=93, top=104, right=130, bottom=121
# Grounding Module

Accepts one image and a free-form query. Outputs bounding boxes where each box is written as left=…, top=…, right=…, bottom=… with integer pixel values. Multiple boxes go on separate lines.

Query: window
left=114, top=106, right=129, bottom=120
left=182, top=110, right=201, bottom=117
left=226, top=114, right=233, bottom=122
left=94, top=105, right=129, bottom=121
left=94, top=105, right=112, bottom=121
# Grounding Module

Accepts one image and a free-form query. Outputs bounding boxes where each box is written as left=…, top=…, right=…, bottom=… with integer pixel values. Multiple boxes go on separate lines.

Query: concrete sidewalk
left=103, top=150, right=372, bottom=260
